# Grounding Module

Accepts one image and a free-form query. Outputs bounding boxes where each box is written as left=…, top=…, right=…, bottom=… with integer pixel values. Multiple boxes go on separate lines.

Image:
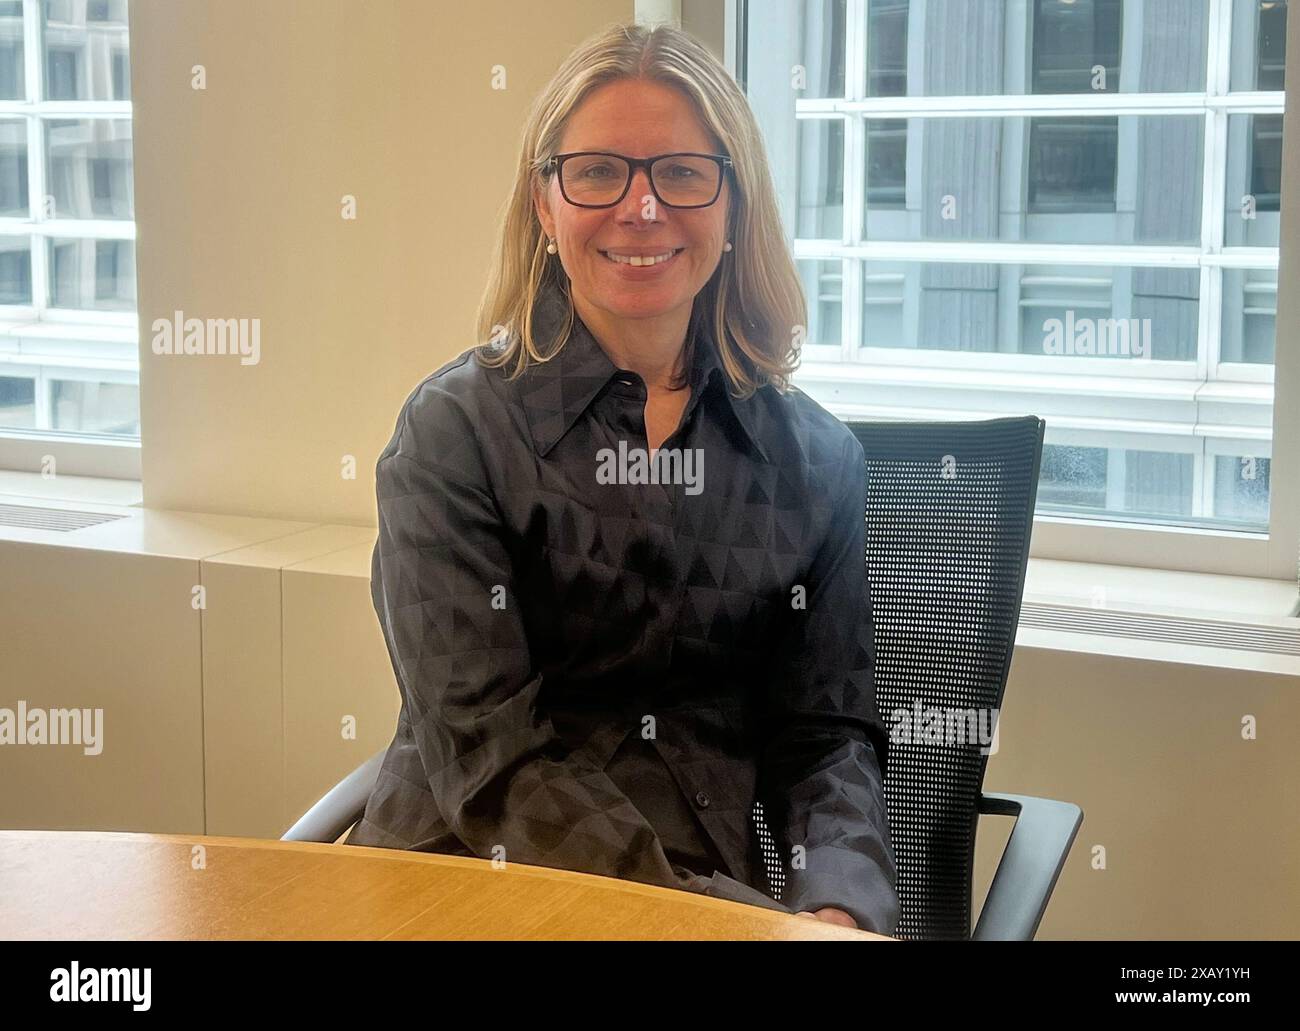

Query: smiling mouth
left=599, top=248, right=685, bottom=267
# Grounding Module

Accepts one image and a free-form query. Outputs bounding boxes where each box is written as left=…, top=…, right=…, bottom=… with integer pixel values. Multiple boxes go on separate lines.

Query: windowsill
left=1018, top=559, right=1299, bottom=676
left=0, top=469, right=142, bottom=507
left=0, top=318, right=138, bottom=344
left=1024, top=557, right=1297, bottom=621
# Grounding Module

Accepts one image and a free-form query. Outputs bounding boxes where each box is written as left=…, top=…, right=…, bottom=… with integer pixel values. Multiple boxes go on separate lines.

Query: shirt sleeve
left=372, top=389, right=708, bottom=894
left=757, top=431, right=901, bottom=935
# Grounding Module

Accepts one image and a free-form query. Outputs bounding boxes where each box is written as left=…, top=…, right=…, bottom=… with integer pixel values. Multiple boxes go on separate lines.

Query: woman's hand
left=796, top=907, right=858, bottom=929
left=672, top=866, right=715, bottom=894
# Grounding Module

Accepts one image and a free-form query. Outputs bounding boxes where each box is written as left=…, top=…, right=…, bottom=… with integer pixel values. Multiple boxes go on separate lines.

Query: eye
left=577, top=162, right=619, bottom=179
left=661, top=163, right=698, bottom=179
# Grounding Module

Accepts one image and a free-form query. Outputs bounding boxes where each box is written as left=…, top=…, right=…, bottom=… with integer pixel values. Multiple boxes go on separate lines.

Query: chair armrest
left=281, top=748, right=387, bottom=843
left=971, top=791, right=1083, bottom=941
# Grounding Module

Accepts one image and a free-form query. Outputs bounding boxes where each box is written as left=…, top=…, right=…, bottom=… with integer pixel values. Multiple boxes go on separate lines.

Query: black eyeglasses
left=544, top=151, right=733, bottom=209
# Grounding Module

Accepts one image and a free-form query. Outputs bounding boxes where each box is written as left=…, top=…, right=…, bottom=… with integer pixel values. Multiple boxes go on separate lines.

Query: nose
left=614, top=166, right=661, bottom=224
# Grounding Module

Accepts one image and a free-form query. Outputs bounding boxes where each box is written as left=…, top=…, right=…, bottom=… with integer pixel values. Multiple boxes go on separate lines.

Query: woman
left=347, top=22, right=899, bottom=935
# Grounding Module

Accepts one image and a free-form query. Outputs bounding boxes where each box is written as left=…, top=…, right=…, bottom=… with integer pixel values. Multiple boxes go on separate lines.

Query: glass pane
left=1032, top=0, right=1122, bottom=93
left=0, top=117, right=27, bottom=216
left=0, top=235, right=31, bottom=303
left=1027, top=117, right=1118, bottom=213
left=50, top=378, right=139, bottom=435
left=1220, top=268, right=1276, bottom=364
left=1230, top=0, right=1287, bottom=91
left=0, top=374, right=35, bottom=428
left=798, top=259, right=842, bottom=347
left=43, top=0, right=131, bottom=102
left=47, top=237, right=135, bottom=310
left=860, top=261, right=1198, bottom=360
left=1213, top=454, right=1270, bottom=527
left=1041, top=444, right=1272, bottom=528
left=867, top=0, right=908, bottom=97
left=855, top=115, right=1203, bottom=244
left=1123, top=450, right=1194, bottom=518
left=1038, top=444, right=1195, bottom=521
left=0, top=1, right=23, bottom=101
left=865, top=118, right=906, bottom=208
left=1038, top=443, right=1108, bottom=508
left=797, top=0, right=846, bottom=98
left=851, top=0, right=1207, bottom=96
left=749, top=0, right=845, bottom=99
left=862, top=264, right=905, bottom=350
left=1248, top=114, right=1283, bottom=212
left=45, top=118, right=134, bottom=220
left=1225, top=114, right=1282, bottom=246
left=797, top=118, right=843, bottom=237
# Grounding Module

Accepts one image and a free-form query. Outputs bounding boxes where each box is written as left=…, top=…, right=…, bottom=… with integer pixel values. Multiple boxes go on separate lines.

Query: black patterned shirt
left=347, top=277, right=900, bottom=934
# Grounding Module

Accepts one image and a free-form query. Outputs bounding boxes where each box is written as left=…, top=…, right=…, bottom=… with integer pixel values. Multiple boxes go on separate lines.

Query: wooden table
left=0, top=831, right=893, bottom=941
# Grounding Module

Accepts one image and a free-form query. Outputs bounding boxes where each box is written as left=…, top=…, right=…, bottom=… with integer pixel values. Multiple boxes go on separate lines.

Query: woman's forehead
left=560, top=79, right=718, bottom=153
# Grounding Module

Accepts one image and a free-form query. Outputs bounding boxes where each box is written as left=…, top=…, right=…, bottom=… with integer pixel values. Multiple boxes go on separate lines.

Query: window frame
left=730, top=0, right=1300, bottom=579
left=0, top=0, right=138, bottom=479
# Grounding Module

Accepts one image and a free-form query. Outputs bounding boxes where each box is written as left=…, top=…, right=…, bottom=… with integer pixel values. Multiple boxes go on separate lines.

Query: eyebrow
left=559, top=148, right=715, bottom=156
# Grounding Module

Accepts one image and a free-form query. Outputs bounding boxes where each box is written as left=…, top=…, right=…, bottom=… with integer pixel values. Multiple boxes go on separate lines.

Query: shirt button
left=694, top=791, right=711, bottom=809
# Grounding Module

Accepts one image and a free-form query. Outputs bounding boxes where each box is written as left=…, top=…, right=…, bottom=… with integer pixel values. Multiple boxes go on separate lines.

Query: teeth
left=605, top=250, right=678, bottom=266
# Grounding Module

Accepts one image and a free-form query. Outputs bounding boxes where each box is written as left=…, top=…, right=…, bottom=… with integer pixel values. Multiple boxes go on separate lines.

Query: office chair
left=845, top=414, right=1080, bottom=940
left=281, top=750, right=385, bottom=845
left=285, top=414, right=1081, bottom=940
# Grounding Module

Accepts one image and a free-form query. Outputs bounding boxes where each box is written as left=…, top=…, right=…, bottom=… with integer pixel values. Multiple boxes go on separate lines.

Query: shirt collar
left=515, top=279, right=770, bottom=463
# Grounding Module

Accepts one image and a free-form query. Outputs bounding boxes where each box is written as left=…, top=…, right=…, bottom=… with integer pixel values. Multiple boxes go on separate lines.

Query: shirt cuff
left=782, top=844, right=901, bottom=936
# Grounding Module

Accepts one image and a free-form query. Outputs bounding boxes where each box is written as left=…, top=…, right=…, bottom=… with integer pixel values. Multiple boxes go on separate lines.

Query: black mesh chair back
left=847, top=415, right=1045, bottom=940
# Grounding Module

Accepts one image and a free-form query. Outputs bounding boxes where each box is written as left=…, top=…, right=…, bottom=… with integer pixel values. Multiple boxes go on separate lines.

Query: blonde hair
left=474, top=21, right=804, bottom=397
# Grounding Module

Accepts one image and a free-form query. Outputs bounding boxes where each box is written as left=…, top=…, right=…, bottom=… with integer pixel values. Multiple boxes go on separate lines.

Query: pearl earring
left=546, top=239, right=558, bottom=254
left=723, top=241, right=733, bottom=252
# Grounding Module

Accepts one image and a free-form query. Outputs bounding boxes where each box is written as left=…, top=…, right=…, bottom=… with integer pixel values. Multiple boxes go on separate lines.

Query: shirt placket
left=599, top=371, right=742, bottom=881
left=605, top=374, right=690, bottom=679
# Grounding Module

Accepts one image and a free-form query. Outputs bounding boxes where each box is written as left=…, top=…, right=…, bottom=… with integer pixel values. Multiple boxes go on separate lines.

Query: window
left=0, top=0, right=137, bottom=447
left=742, top=0, right=1292, bottom=575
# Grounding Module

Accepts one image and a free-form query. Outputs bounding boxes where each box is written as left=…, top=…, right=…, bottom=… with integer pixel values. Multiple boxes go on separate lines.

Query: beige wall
left=681, top=0, right=726, bottom=55
left=0, top=512, right=398, bottom=842
left=0, top=540, right=206, bottom=833
left=977, top=639, right=1300, bottom=939
left=131, top=0, right=633, bottom=525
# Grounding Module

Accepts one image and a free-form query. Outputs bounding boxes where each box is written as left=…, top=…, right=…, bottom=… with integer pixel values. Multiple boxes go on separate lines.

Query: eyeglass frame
left=543, top=151, right=734, bottom=209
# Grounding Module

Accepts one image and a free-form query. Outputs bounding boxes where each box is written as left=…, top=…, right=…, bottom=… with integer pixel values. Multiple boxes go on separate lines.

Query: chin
left=595, top=290, right=690, bottom=321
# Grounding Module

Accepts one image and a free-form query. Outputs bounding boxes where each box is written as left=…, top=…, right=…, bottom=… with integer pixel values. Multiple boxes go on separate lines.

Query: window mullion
left=23, top=0, right=48, bottom=319
left=28, top=116, right=48, bottom=317
left=842, top=0, right=867, bottom=360
left=32, top=363, right=50, bottom=430
left=21, top=0, right=41, bottom=101
left=846, top=0, right=866, bottom=101
left=1202, top=0, right=1232, bottom=393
